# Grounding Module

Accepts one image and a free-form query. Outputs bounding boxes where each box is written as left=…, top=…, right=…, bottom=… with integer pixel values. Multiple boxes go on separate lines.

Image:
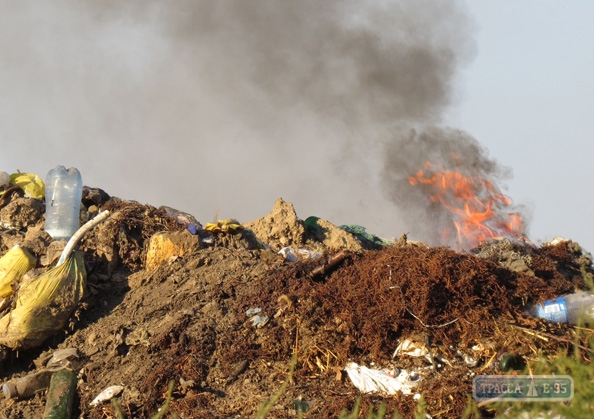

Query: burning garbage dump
left=408, top=156, right=525, bottom=249
left=0, top=167, right=593, bottom=418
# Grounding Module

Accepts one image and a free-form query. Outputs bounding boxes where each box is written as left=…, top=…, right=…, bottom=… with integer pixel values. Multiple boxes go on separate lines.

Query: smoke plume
left=0, top=0, right=511, bottom=245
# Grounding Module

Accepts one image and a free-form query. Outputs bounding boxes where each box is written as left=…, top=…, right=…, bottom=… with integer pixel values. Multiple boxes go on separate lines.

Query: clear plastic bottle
left=44, top=166, right=83, bottom=240
left=2, top=370, right=52, bottom=399
left=530, top=291, right=594, bottom=325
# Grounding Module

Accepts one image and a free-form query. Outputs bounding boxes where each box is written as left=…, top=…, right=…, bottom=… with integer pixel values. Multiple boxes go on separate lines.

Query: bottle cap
left=2, top=382, right=17, bottom=399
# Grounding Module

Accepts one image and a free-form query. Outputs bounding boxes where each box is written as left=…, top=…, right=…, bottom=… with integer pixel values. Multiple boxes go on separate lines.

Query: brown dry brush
left=211, top=243, right=594, bottom=418
left=80, top=201, right=184, bottom=272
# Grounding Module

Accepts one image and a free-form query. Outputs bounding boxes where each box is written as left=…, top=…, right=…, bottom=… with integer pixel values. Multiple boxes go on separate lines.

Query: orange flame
left=408, top=159, right=524, bottom=248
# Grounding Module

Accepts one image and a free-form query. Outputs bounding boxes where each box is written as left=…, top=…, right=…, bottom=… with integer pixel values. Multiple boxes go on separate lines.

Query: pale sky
left=456, top=1, right=594, bottom=252
left=1, top=1, right=593, bottom=253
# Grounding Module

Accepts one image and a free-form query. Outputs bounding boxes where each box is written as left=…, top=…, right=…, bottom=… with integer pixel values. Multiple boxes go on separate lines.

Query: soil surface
left=0, top=190, right=593, bottom=419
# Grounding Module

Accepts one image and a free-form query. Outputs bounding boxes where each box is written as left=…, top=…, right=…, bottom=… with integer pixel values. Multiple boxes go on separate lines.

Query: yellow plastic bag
left=204, top=218, right=243, bottom=233
left=9, top=172, right=45, bottom=199
left=0, top=245, right=36, bottom=298
left=0, top=252, right=86, bottom=350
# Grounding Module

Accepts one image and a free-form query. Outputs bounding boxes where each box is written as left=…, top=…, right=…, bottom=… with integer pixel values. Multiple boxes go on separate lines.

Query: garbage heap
left=0, top=181, right=593, bottom=419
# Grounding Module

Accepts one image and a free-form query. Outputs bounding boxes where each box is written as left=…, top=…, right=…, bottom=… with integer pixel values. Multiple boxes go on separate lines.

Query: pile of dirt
left=0, top=187, right=592, bottom=419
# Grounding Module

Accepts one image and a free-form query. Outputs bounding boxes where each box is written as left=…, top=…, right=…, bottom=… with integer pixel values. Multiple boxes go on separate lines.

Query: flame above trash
left=408, top=158, right=525, bottom=248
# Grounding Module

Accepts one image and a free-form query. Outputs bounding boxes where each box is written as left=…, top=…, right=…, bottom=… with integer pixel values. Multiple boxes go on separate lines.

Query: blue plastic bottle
left=44, top=166, right=83, bottom=240
left=531, top=291, right=594, bottom=325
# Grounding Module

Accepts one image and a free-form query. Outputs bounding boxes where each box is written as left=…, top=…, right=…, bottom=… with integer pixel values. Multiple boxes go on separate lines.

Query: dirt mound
left=0, top=189, right=592, bottom=418
left=244, top=197, right=365, bottom=253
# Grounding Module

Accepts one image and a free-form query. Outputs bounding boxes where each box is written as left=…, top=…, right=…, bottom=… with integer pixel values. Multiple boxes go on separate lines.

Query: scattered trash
left=201, top=236, right=214, bottom=245
left=339, top=224, right=394, bottom=248
left=246, top=307, right=269, bottom=328
left=0, top=191, right=592, bottom=418
left=246, top=307, right=262, bottom=317
left=0, top=251, right=86, bottom=350
left=42, top=368, right=77, bottom=419
left=310, top=250, right=350, bottom=277
left=0, top=207, right=109, bottom=351
left=461, top=353, right=478, bottom=368
left=160, top=206, right=203, bottom=235
left=344, top=362, right=421, bottom=396
left=204, top=219, right=243, bottom=233
left=45, top=348, right=80, bottom=371
left=2, top=370, right=53, bottom=399
left=0, top=245, right=36, bottom=299
left=278, top=246, right=322, bottom=262
left=90, top=385, right=124, bottom=406
left=498, top=353, right=527, bottom=372
left=2, top=347, right=80, bottom=401
left=8, top=172, right=45, bottom=199
left=0, top=171, right=9, bottom=190
left=44, top=166, right=83, bottom=240
left=529, top=291, right=594, bottom=325
left=547, top=237, right=570, bottom=246
left=250, top=315, right=269, bottom=328
left=393, top=338, right=429, bottom=358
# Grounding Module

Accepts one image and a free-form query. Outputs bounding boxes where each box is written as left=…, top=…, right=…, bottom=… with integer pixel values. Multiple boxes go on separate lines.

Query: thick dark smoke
left=0, top=0, right=511, bottom=245
left=381, top=126, right=526, bottom=247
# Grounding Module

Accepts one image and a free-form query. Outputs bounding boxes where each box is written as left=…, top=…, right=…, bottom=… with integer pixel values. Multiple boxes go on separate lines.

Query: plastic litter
left=278, top=247, right=322, bottom=262
left=90, top=385, right=124, bottom=406
left=0, top=251, right=86, bottom=350
left=2, top=370, right=53, bottom=399
left=344, top=362, right=420, bottom=395
left=204, top=219, right=243, bottom=233
left=245, top=307, right=262, bottom=316
left=529, top=291, right=594, bottom=325
left=250, top=315, right=269, bottom=328
left=45, top=348, right=80, bottom=371
left=246, top=307, right=269, bottom=328
left=0, top=171, right=9, bottom=189
left=0, top=210, right=109, bottom=351
left=461, top=353, right=478, bottom=367
left=393, top=338, right=429, bottom=358
left=339, top=224, right=394, bottom=248
left=44, top=166, right=83, bottom=240
left=160, top=206, right=202, bottom=235
left=8, top=172, right=45, bottom=199
left=0, top=245, right=36, bottom=299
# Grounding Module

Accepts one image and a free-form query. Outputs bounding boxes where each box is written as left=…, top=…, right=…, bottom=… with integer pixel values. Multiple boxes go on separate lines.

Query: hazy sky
left=456, top=1, right=594, bottom=252
left=1, top=1, right=592, bottom=252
